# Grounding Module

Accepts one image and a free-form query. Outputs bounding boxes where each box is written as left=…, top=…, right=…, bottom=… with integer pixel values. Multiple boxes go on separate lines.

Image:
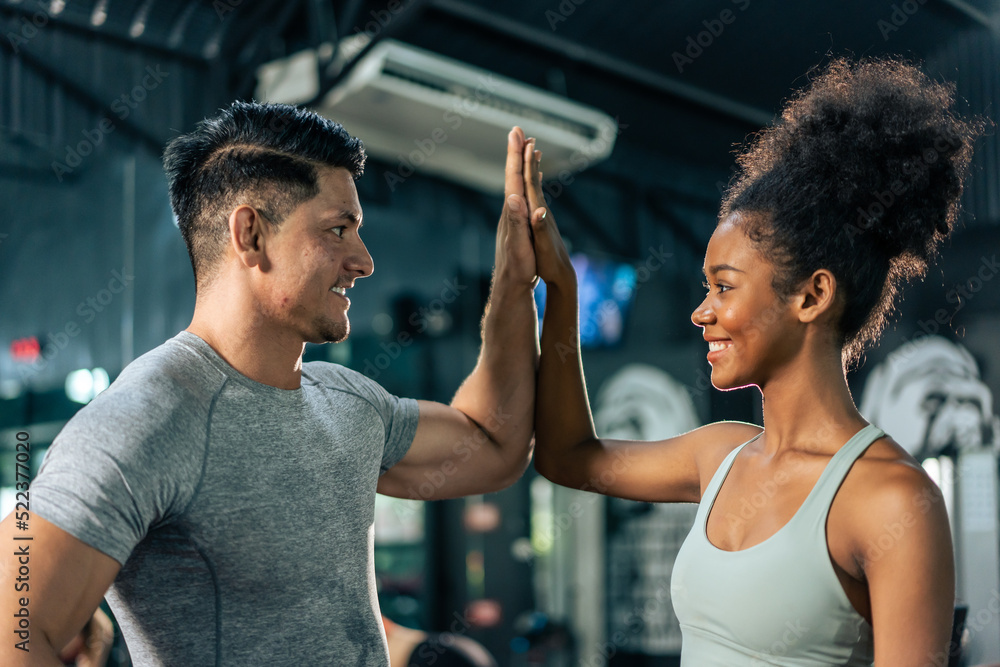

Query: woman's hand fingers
left=521, top=145, right=574, bottom=288
left=523, top=139, right=544, bottom=216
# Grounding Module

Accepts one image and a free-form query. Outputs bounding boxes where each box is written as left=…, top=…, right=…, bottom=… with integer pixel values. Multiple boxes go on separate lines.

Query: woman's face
left=690, top=213, right=803, bottom=390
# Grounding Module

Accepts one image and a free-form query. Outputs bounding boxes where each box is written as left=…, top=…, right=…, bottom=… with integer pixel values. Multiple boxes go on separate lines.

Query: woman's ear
left=229, top=205, right=268, bottom=270
left=796, top=269, right=838, bottom=324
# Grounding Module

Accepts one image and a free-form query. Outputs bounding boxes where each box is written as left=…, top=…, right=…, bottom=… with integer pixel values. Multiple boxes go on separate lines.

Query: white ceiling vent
left=257, top=40, right=618, bottom=193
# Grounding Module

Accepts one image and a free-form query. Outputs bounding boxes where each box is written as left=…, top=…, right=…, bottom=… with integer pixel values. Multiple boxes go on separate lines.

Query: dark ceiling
left=1, top=0, right=999, bottom=395
left=4, top=0, right=999, bottom=174
left=399, top=0, right=995, bottom=170
left=1, top=0, right=999, bottom=259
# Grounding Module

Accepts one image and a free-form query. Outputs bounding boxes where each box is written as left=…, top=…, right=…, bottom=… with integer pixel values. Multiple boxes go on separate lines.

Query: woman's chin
left=709, top=369, right=754, bottom=392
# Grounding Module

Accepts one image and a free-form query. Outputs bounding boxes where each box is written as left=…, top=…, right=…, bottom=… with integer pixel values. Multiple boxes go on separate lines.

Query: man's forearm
left=450, top=278, right=538, bottom=466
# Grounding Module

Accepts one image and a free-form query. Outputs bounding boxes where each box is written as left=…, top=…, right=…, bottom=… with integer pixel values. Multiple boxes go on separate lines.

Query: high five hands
left=499, top=127, right=575, bottom=293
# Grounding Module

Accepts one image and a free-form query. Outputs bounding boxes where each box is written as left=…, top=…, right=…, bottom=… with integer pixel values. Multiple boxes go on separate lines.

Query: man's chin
left=319, top=321, right=350, bottom=344
left=323, top=331, right=349, bottom=344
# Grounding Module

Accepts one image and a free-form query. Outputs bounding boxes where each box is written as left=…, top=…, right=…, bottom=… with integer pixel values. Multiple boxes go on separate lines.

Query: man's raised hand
left=494, top=127, right=537, bottom=287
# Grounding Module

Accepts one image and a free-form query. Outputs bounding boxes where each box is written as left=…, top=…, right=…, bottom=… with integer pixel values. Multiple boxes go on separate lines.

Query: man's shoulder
left=301, top=360, right=415, bottom=418
left=116, top=334, right=227, bottom=399
left=72, top=334, right=227, bottom=428
left=46, top=335, right=226, bottom=463
left=302, top=360, right=385, bottom=395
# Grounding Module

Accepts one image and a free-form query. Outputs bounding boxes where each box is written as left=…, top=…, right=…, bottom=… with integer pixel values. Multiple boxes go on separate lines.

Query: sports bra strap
left=796, top=423, right=885, bottom=521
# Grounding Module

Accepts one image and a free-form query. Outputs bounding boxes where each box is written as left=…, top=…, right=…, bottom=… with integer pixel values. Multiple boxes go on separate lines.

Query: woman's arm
left=857, top=461, right=954, bottom=664
left=524, top=143, right=759, bottom=503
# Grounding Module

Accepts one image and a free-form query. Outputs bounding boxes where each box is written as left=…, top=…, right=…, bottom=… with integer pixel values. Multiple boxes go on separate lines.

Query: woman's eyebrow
left=706, top=264, right=744, bottom=275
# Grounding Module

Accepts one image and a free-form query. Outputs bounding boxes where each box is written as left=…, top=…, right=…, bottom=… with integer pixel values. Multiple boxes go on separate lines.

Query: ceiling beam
left=338, top=0, right=366, bottom=39
left=231, top=0, right=308, bottom=99
left=305, top=0, right=435, bottom=107
left=0, top=18, right=163, bottom=154
left=166, top=2, right=199, bottom=51
left=0, top=2, right=203, bottom=64
left=203, top=0, right=287, bottom=60
left=938, top=0, right=1000, bottom=34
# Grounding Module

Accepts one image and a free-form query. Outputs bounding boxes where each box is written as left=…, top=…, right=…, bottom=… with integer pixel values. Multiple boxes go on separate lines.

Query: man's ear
left=229, top=205, right=268, bottom=270
left=795, top=269, right=838, bottom=324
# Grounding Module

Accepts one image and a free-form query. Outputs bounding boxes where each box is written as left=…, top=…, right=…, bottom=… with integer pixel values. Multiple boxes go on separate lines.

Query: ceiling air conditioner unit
left=256, top=40, right=619, bottom=194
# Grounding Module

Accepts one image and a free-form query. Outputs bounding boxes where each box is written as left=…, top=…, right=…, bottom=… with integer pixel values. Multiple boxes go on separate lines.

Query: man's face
left=255, top=166, right=373, bottom=344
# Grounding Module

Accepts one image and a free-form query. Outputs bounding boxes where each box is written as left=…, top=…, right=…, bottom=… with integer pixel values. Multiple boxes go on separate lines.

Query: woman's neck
left=757, top=342, right=868, bottom=456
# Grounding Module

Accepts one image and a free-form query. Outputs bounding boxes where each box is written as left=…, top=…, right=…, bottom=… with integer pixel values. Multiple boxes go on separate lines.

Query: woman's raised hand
left=522, top=137, right=575, bottom=290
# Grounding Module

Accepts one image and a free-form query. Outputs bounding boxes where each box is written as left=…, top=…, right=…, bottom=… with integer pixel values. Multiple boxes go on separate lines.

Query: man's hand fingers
left=500, top=195, right=530, bottom=240
left=498, top=193, right=527, bottom=248
left=495, top=192, right=537, bottom=285
left=504, top=127, right=526, bottom=199
left=506, top=193, right=527, bottom=221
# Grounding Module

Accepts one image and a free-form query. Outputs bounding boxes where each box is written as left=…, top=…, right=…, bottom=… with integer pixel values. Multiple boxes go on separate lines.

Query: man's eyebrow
left=330, top=209, right=363, bottom=226
left=704, top=264, right=744, bottom=275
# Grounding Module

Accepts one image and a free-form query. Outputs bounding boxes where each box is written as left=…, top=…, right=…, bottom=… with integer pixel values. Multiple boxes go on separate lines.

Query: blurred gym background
left=2, top=1, right=999, bottom=664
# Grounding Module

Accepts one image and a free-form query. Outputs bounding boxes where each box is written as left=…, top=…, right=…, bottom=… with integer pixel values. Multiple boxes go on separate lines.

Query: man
left=0, top=102, right=539, bottom=665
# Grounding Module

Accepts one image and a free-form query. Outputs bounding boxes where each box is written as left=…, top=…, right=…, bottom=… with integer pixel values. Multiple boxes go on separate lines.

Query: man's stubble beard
left=315, top=315, right=349, bottom=344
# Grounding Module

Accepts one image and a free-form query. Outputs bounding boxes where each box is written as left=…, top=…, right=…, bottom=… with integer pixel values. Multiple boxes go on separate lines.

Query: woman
left=525, top=58, right=980, bottom=665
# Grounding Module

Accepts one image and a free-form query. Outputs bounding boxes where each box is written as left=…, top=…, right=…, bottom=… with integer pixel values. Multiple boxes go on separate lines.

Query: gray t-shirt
left=31, top=331, right=419, bottom=666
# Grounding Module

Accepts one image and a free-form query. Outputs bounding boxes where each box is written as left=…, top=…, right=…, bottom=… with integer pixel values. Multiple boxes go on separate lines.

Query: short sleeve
left=29, top=348, right=219, bottom=565
left=301, top=362, right=420, bottom=475
left=379, top=396, right=419, bottom=474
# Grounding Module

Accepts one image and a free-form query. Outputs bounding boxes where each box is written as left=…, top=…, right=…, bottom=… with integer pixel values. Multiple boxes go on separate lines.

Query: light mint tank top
left=671, top=424, right=882, bottom=666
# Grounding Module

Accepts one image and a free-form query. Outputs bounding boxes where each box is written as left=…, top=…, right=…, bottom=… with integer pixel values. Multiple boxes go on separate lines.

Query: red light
left=10, top=337, right=40, bottom=363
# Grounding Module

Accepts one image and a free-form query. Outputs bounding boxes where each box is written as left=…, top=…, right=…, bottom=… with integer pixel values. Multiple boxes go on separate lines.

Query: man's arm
left=0, top=513, right=120, bottom=666
left=377, top=128, right=539, bottom=500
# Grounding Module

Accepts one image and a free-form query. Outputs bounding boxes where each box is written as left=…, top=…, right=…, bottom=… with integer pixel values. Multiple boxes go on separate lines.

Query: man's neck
left=187, top=289, right=305, bottom=390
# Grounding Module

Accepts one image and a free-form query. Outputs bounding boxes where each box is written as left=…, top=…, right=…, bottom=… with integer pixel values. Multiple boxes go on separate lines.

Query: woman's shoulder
left=839, top=434, right=948, bottom=542
left=695, top=419, right=764, bottom=446
left=692, top=420, right=765, bottom=478
left=853, top=434, right=939, bottom=500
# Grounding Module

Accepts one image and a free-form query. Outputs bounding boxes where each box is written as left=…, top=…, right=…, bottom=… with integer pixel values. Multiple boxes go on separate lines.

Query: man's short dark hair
left=163, top=101, right=366, bottom=286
